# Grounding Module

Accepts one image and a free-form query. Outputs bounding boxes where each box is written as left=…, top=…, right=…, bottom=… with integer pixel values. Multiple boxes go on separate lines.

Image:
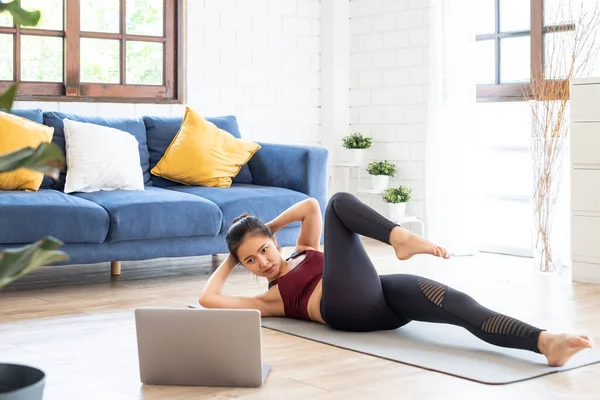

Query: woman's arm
left=198, top=255, right=272, bottom=315
left=266, top=198, right=322, bottom=251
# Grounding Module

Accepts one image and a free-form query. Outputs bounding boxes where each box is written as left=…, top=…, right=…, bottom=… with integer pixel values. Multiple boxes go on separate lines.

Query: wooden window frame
left=476, top=0, right=575, bottom=102
left=0, top=0, right=182, bottom=103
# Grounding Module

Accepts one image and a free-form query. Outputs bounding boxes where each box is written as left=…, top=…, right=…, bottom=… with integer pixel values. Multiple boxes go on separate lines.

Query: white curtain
left=425, top=0, right=480, bottom=256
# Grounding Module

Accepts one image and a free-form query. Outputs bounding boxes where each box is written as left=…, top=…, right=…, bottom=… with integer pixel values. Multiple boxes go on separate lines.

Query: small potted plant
left=341, top=131, right=372, bottom=165
left=382, top=186, right=412, bottom=220
left=366, top=160, right=396, bottom=191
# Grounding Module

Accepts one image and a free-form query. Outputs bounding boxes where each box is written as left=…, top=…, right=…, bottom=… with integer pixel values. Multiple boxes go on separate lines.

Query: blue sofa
left=0, top=109, right=328, bottom=275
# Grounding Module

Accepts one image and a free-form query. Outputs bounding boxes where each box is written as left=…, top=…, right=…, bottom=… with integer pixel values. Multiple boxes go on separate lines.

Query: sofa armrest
left=248, top=142, right=329, bottom=211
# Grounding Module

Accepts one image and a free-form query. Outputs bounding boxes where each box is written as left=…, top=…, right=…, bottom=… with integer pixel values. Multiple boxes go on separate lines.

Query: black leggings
left=320, top=192, right=544, bottom=354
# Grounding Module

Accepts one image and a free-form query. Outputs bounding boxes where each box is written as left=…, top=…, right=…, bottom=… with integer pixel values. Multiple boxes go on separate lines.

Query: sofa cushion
left=143, top=115, right=254, bottom=187
left=42, top=112, right=151, bottom=189
left=0, top=189, right=110, bottom=244
left=73, top=186, right=222, bottom=242
left=10, top=108, right=43, bottom=124
left=150, top=107, right=260, bottom=188
left=165, top=184, right=307, bottom=233
left=62, top=119, right=144, bottom=193
left=0, top=111, right=55, bottom=191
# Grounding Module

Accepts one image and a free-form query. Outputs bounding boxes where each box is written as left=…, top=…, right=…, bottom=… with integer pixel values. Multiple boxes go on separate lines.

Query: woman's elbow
left=198, top=295, right=216, bottom=308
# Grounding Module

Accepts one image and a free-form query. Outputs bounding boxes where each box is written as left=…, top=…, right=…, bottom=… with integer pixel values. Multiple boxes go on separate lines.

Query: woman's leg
left=380, top=273, right=595, bottom=365
left=320, top=192, right=407, bottom=332
left=380, top=273, right=541, bottom=352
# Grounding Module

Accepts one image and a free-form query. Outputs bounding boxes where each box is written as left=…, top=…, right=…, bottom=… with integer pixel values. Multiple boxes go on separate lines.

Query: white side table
left=331, top=162, right=387, bottom=194
left=330, top=162, right=363, bottom=191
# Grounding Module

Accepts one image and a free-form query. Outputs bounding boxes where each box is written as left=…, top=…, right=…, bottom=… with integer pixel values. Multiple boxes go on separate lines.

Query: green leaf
left=0, top=1, right=41, bottom=26
left=0, top=84, right=17, bottom=112
left=0, top=237, right=68, bottom=289
left=0, top=142, right=65, bottom=180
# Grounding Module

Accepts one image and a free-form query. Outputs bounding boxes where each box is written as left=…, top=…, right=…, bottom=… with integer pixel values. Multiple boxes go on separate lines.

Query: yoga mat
left=261, top=318, right=600, bottom=384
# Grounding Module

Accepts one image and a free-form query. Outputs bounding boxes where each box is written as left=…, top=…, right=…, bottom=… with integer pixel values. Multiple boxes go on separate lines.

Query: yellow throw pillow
left=151, top=107, right=260, bottom=188
left=0, top=112, right=54, bottom=191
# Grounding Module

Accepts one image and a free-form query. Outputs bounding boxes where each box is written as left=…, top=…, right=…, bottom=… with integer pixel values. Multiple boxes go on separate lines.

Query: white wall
left=15, top=0, right=322, bottom=146
left=186, top=0, right=321, bottom=145
left=320, top=0, right=350, bottom=167
left=345, top=0, right=430, bottom=219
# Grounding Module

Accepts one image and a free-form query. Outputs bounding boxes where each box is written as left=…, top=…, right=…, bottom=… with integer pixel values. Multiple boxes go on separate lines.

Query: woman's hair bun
left=232, top=213, right=252, bottom=224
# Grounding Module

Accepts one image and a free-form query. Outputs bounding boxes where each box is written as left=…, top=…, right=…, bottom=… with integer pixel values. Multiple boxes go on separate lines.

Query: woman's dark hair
left=226, top=213, right=272, bottom=262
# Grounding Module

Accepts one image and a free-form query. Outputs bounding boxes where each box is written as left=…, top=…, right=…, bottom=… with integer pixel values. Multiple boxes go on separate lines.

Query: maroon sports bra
left=268, top=249, right=323, bottom=321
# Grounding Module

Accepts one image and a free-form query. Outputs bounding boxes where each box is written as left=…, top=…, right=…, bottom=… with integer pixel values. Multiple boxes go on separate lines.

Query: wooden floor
left=1, top=239, right=600, bottom=399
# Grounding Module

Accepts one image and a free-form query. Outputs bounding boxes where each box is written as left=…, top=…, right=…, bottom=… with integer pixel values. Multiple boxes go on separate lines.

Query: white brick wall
left=186, top=0, right=321, bottom=145
left=349, top=0, right=429, bottom=219
left=16, top=0, right=322, bottom=146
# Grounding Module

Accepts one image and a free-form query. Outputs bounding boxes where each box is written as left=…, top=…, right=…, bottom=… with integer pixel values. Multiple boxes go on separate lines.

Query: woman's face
left=236, top=234, right=283, bottom=278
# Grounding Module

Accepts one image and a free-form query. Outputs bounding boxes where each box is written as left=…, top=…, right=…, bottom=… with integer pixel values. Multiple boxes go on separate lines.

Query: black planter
left=0, top=364, right=45, bottom=400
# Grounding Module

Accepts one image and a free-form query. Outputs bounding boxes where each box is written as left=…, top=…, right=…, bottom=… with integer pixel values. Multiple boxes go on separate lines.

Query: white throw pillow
left=63, top=118, right=145, bottom=193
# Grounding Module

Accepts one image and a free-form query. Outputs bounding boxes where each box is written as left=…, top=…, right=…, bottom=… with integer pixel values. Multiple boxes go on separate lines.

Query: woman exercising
left=199, top=192, right=593, bottom=367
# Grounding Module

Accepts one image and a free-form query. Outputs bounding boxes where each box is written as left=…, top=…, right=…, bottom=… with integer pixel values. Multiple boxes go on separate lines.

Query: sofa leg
left=111, top=261, right=121, bottom=276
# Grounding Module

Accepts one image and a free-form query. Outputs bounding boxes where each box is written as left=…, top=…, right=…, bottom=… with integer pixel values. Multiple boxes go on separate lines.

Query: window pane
left=126, top=41, right=163, bottom=85
left=544, top=0, right=577, bottom=26
left=81, top=0, right=120, bottom=33
left=500, top=0, right=530, bottom=32
left=476, top=0, right=496, bottom=35
left=21, top=36, right=62, bottom=82
left=0, top=34, right=13, bottom=80
left=127, top=0, right=164, bottom=36
left=21, top=0, right=63, bottom=31
left=0, top=11, right=12, bottom=27
left=80, top=39, right=120, bottom=83
left=545, top=30, right=600, bottom=80
left=500, top=36, right=530, bottom=83
left=476, top=39, right=496, bottom=84
left=544, top=31, right=573, bottom=80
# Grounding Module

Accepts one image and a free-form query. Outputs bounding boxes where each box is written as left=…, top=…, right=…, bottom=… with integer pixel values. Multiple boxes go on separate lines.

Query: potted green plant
left=341, top=131, right=372, bottom=165
left=0, top=3, right=68, bottom=399
left=366, top=160, right=396, bottom=191
left=382, top=186, right=412, bottom=220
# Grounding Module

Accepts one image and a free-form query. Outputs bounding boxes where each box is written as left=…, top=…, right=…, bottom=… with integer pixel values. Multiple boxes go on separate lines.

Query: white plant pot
left=346, top=149, right=365, bottom=165
left=371, top=175, right=389, bottom=191
left=387, top=202, right=407, bottom=221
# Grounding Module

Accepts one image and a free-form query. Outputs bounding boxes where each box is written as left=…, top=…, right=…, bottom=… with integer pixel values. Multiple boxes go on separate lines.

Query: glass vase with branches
left=528, top=0, right=600, bottom=273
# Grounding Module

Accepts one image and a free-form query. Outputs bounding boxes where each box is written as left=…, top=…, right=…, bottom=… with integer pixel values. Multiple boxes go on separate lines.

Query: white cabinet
left=571, top=80, right=600, bottom=122
left=570, top=78, right=600, bottom=283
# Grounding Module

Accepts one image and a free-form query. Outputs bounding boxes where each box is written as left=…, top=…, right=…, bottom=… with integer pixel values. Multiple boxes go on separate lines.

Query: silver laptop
left=134, top=307, right=271, bottom=388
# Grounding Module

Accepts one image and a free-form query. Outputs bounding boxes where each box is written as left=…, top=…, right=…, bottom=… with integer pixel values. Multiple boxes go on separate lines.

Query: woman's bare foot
left=390, top=226, right=450, bottom=260
left=537, top=331, right=594, bottom=367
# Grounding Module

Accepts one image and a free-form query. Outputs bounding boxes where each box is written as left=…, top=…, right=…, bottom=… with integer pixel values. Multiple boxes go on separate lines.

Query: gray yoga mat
left=261, top=318, right=600, bottom=384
